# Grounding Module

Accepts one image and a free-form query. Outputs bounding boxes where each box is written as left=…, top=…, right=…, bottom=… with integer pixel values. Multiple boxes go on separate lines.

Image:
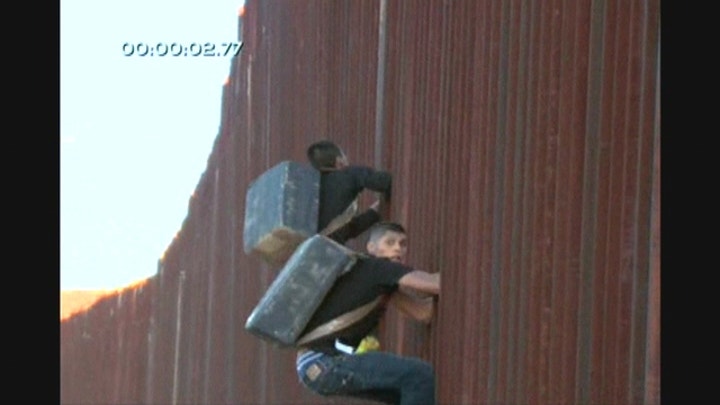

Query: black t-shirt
left=327, top=208, right=381, bottom=245
left=301, top=256, right=413, bottom=350
left=318, top=165, right=392, bottom=232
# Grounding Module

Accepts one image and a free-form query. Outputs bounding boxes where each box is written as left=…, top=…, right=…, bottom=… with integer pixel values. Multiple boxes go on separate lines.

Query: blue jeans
left=296, top=350, right=436, bottom=405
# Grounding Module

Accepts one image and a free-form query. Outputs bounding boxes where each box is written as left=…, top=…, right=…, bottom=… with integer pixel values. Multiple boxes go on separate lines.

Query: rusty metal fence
left=60, top=0, right=660, bottom=404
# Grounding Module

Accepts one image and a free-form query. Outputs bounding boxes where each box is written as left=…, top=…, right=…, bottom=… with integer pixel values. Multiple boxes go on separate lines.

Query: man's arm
left=389, top=291, right=435, bottom=324
left=397, top=271, right=440, bottom=297
left=352, top=166, right=392, bottom=202
left=327, top=205, right=381, bottom=244
left=367, top=170, right=392, bottom=202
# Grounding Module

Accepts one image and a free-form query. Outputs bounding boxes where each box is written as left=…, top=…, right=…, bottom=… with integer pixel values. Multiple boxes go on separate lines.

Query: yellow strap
left=355, top=335, right=380, bottom=354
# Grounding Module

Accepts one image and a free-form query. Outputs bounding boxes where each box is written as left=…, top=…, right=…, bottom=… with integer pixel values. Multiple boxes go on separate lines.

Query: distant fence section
left=61, top=0, right=660, bottom=404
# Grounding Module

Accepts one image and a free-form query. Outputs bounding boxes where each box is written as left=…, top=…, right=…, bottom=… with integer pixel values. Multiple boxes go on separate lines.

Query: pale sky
left=61, top=0, right=244, bottom=290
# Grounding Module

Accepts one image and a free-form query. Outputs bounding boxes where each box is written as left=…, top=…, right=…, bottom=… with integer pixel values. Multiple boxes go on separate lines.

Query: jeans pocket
left=298, top=359, right=326, bottom=390
left=300, top=355, right=359, bottom=395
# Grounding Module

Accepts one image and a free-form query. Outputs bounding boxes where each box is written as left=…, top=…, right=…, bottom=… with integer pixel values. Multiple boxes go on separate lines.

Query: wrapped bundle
left=243, top=161, right=319, bottom=266
left=244, top=235, right=358, bottom=347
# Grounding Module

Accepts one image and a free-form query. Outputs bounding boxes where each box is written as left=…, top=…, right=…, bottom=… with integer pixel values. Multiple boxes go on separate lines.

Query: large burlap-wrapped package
left=243, top=161, right=319, bottom=266
left=244, top=234, right=358, bottom=347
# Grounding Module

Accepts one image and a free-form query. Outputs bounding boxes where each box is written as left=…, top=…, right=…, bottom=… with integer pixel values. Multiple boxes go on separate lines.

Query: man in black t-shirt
left=295, top=222, right=440, bottom=405
left=306, top=140, right=392, bottom=244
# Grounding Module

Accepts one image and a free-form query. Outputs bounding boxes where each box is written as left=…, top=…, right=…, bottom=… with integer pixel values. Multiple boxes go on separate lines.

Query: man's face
left=367, top=231, right=408, bottom=263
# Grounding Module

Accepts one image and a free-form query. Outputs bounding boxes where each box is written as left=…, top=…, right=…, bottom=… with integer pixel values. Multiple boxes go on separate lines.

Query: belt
left=296, top=338, right=355, bottom=358
left=335, top=339, right=357, bottom=354
left=334, top=339, right=356, bottom=354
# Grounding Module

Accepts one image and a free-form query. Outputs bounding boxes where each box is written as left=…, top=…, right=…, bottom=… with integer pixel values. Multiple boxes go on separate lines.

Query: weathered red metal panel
left=61, top=1, right=660, bottom=404
left=60, top=281, right=153, bottom=404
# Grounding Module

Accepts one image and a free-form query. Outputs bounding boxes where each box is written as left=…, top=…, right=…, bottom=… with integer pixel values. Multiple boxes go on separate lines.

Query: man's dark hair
left=368, top=221, right=406, bottom=243
left=307, top=140, right=343, bottom=170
